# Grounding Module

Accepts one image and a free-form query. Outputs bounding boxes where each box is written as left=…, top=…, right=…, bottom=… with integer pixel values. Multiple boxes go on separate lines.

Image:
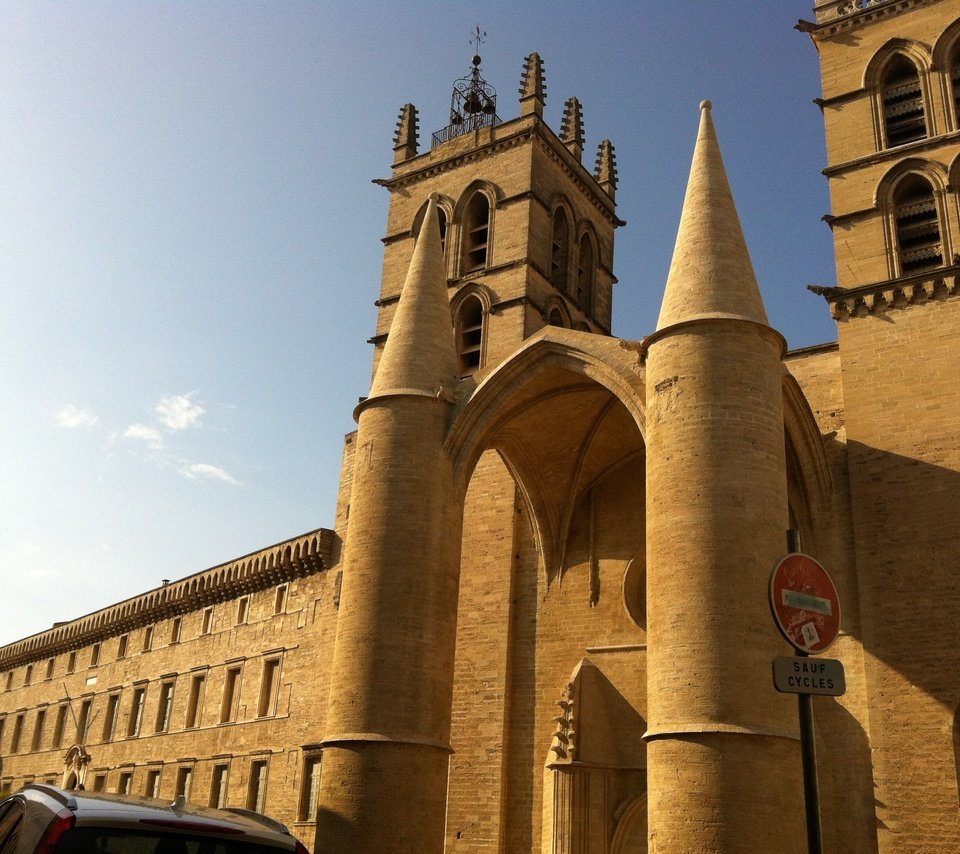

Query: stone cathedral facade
left=2, top=1, right=960, bottom=851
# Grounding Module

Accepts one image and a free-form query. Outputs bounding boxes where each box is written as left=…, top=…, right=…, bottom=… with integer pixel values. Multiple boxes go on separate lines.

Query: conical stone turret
left=657, top=101, right=768, bottom=329
left=315, top=197, right=463, bottom=854
left=642, top=102, right=802, bottom=853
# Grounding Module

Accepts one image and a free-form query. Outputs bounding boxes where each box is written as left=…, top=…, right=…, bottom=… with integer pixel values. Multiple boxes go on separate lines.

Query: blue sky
left=0, top=2, right=837, bottom=645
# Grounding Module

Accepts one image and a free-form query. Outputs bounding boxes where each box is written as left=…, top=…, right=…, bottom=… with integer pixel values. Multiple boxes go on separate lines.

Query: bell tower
left=371, top=48, right=622, bottom=381
left=800, top=0, right=960, bottom=292
left=802, top=4, right=960, bottom=851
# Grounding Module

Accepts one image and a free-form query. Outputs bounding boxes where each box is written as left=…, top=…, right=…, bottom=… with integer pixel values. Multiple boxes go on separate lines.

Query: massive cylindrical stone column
left=642, top=102, right=803, bottom=853
left=315, top=198, right=463, bottom=853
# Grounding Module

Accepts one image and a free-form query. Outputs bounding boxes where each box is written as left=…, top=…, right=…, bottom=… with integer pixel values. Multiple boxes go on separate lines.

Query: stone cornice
left=0, top=529, right=335, bottom=669
left=823, top=130, right=960, bottom=178
left=799, top=0, right=940, bottom=37
left=808, top=265, right=960, bottom=318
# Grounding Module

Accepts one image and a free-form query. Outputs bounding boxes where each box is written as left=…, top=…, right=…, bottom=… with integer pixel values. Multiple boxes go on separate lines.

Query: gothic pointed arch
left=453, top=181, right=500, bottom=276
left=451, top=284, right=491, bottom=377
left=412, top=194, right=454, bottom=261
left=445, top=329, right=647, bottom=579
left=544, top=298, right=570, bottom=329
left=865, top=40, right=933, bottom=148
left=575, top=225, right=598, bottom=314
left=549, top=199, right=574, bottom=294
left=876, top=159, right=949, bottom=276
left=931, top=19, right=960, bottom=131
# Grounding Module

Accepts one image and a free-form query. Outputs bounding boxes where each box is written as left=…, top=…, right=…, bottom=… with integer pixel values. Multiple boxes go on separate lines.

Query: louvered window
left=882, top=56, right=926, bottom=147
left=895, top=177, right=941, bottom=274
left=952, top=48, right=960, bottom=128
left=576, top=234, right=595, bottom=313
left=456, top=295, right=484, bottom=376
left=462, top=194, right=489, bottom=273
left=551, top=209, right=570, bottom=292
left=437, top=206, right=448, bottom=255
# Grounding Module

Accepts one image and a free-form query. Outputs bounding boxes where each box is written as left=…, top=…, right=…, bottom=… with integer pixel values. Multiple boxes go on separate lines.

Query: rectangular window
left=201, top=607, right=213, bottom=635
left=0, top=717, right=5, bottom=745
left=76, top=699, right=92, bottom=743
left=118, top=771, right=133, bottom=795
left=45, top=658, right=55, bottom=680
left=117, top=635, right=128, bottom=660
left=66, top=652, right=76, bottom=674
left=236, top=597, right=249, bottom=625
left=210, top=764, right=229, bottom=809
left=155, top=681, right=175, bottom=733
left=257, top=658, right=281, bottom=718
left=23, top=665, right=32, bottom=686
left=299, top=756, right=322, bottom=822
left=142, top=626, right=154, bottom=652
left=274, top=585, right=288, bottom=615
left=10, top=714, right=24, bottom=753
left=103, top=693, right=120, bottom=742
left=31, top=708, right=46, bottom=752
left=247, top=760, right=268, bottom=813
left=175, top=766, right=193, bottom=801
left=128, top=687, right=147, bottom=737
left=145, top=768, right=161, bottom=798
left=4, top=671, right=12, bottom=690
left=52, top=704, right=68, bottom=748
left=92, top=774, right=106, bottom=792
left=220, top=666, right=242, bottom=723
left=170, top=617, right=182, bottom=645
left=184, top=674, right=206, bottom=729
left=90, top=643, right=101, bottom=667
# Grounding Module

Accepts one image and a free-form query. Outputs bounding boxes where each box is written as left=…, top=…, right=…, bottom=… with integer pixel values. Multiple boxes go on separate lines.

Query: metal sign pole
left=787, top=528, right=824, bottom=854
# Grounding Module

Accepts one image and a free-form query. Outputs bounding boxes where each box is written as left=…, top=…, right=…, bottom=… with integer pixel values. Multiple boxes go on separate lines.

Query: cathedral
left=2, top=1, right=960, bottom=851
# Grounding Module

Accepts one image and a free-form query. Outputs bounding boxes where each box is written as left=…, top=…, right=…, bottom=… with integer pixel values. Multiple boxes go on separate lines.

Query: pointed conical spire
left=657, top=101, right=768, bottom=331
left=519, top=52, right=546, bottom=117
left=368, top=196, right=458, bottom=401
left=560, top=96, right=584, bottom=161
left=393, top=103, right=419, bottom=165
left=594, top=139, right=617, bottom=201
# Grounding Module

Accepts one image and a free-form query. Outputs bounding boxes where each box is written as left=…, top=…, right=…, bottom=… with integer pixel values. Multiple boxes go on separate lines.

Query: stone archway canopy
left=62, top=744, right=91, bottom=791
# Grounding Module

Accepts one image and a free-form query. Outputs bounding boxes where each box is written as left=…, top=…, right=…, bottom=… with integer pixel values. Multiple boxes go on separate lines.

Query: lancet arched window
left=461, top=193, right=490, bottom=273
left=882, top=55, right=927, bottom=147
left=437, top=206, right=448, bottom=255
left=550, top=208, right=570, bottom=293
left=894, top=175, right=942, bottom=274
left=456, top=294, right=485, bottom=376
left=950, top=42, right=960, bottom=130
left=576, top=233, right=595, bottom=313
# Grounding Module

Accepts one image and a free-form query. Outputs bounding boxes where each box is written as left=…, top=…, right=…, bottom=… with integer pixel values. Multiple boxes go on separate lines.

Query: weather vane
left=470, top=25, right=487, bottom=56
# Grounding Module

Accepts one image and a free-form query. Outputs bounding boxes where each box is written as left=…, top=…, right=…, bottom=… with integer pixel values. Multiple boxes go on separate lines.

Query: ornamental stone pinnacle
left=594, top=139, right=617, bottom=201
left=561, top=96, right=584, bottom=161
left=519, top=51, right=546, bottom=117
left=393, top=103, right=419, bottom=164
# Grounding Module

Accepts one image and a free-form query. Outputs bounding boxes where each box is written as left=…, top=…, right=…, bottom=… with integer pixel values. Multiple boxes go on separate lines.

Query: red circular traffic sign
left=769, top=553, right=841, bottom=653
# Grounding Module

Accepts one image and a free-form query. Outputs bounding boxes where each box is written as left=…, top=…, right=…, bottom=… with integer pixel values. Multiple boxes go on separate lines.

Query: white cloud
left=180, top=463, right=239, bottom=485
left=123, top=423, right=164, bottom=449
left=56, top=404, right=98, bottom=429
left=155, top=393, right=204, bottom=430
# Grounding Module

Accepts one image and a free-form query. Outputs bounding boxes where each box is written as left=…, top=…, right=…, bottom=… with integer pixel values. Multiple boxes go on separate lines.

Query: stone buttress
left=314, top=198, right=462, bottom=853
left=641, top=103, right=803, bottom=853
